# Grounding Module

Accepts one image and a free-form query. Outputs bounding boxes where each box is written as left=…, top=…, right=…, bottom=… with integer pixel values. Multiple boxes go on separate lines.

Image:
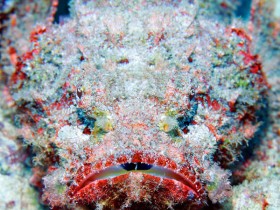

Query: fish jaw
left=68, top=151, right=207, bottom=209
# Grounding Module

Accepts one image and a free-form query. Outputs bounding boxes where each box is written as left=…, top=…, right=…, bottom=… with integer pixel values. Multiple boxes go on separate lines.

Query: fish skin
left=1, top=0, right=270, bottom=209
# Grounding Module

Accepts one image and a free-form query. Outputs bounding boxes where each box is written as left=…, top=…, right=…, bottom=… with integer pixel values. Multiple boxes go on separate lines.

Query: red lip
left=68, top=151, right=207, bottom=208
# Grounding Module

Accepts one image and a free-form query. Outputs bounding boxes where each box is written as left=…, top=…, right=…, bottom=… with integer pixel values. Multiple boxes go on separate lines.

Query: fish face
left=10, top=1, right=267, bottom=209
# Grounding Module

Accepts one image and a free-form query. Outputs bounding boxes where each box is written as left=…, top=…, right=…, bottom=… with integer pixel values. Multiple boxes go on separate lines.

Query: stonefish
left=4, top=0, right=269, bottom=209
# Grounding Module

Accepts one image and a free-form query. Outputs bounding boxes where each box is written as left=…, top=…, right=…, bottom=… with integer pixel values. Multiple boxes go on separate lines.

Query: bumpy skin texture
left=224, top=0, right=280, bottom=209
left=1, top=0, right=272, bottom=209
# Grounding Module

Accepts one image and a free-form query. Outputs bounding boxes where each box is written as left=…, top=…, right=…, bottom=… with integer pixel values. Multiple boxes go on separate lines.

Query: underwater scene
left=0, top=0, right=279, bottom=209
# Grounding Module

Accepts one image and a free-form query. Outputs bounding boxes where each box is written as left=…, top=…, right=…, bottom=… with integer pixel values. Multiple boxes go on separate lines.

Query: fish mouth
left=73, top=162, right=203, bottom=196
left=69, top=151, right=206, bottom=208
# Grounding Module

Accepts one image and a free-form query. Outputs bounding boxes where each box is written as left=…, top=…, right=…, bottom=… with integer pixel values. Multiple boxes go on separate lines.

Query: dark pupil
left=121, top=162, right=153, bottom=171
left=76, top=108, right=96, bottom=129
left=177, top=101, right=198, bottom=130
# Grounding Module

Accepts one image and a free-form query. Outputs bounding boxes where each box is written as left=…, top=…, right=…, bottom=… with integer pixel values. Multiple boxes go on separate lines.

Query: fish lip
left=69, top=150, right=206, bottom=200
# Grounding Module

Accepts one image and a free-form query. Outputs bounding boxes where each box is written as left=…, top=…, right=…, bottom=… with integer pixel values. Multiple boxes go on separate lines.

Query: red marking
left=228, top=100, right=236, bottom=112
left=220, top=2, right=228, bottom=9
left=262, top=199, right=269, bottom=210
left=116, top=155, right=128, bottom=163
left=131, top=151, right=143, bottom=163
left=250, top=63, right=261, bottom=74
left=231, top=28, right=251, bottom=43
left=49, top=102, right=63, bottom=110
left=105, top=155, right=115, bottom=167
left=30, top=167, right=44, bottom=188
left=47, top=166, right=58, bottom=173
left=154, top=32, right=165, bottom=45
left=191, top=121, right=198, bottom=125
left=37, top=127, right=44, bottom=134
left=83, top=127, right=91, bottom=135
left=196, top=96, right=204, bottom=106
left=10, top=14, right=17, bottom=27
left=143, top=153, right=156, bottom=165
left=62, top=81, right=71, bottom=89
left=10, top=62, right=26, bottom=85
left=52, top=0, right=59, bottom=7
left=118, top=58, right=129, bottom=64
left=182, top=127, right=189, bottom=134
left=22, top=51, right=34, bottom=61
left=239, top=51, right=258, bottom=65
left=193, top=157, right=201, bottom=167
left=68, top=151, right=206, bottom=208
left=231, top=27, right=269, bottom=92
left=206, top=123, right=219, bottom=139
left=194, top=94, right=223, bottom=112
left=237, top=42, right=244, bottom=47
left=211, top=100, right=221, bottom=111
left=93, top=161, right=103, bottom=170
left=156, top=156, right=168, bottom=167
left=231, top=28, right=258, bottom=68
left=48, top=92, right=74, bottom=112
left=10, top=43, right=42, bottom=87
left=167, top=161, right=177, bottom=170
left=8, top=47, right=17, bottom=66
left=206, top=95, right=211, bottom=105
left=30, top=26, right=47, bottom=42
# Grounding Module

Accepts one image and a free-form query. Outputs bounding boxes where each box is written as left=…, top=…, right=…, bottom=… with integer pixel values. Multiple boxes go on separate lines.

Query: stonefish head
left=10, top=1, right=267, bottom=209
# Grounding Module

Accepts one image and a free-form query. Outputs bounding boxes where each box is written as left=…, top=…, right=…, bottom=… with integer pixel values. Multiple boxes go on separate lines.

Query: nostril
left=121, top=162, right=153, bottom=171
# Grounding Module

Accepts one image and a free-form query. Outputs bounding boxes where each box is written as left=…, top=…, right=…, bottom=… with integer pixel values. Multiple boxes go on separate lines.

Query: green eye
left=158, top=109, right=181, bottom=138
left=159, top=115, right=178, bottom=133
left=77, top=108, right=113, bottom=142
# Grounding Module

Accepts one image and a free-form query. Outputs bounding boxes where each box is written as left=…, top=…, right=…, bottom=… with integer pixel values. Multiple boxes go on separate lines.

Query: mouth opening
left=73, top=162, right=202, bottom=198
left=69, top=152, right=207, bottom=208
left=121, top=162, right=153, bottom=171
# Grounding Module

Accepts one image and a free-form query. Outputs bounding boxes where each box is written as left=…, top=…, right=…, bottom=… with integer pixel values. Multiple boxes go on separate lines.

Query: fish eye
left=76, top=108, right=96, bottom=131
left=177, top=101, right=198, bottom=134
left=77, top=108, right=113, bottom=139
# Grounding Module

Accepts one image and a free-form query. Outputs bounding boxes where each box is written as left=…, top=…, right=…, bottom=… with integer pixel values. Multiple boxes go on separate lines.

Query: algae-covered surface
left=0, top=1, right=279, bottom=209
